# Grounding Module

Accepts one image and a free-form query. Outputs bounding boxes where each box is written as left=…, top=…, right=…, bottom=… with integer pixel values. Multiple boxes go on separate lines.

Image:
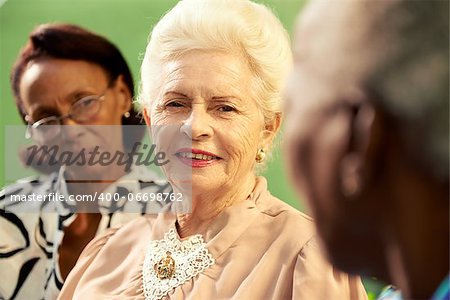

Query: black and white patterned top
left=0, top=166, right=171, bottom=300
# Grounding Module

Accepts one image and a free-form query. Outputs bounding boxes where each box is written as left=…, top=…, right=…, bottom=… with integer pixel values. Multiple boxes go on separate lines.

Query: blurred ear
left=114, top=74, right=132, bottom=114
left=143, top=108, right=151, bottom=126
left=261, top=112, right=282, bottom=148
left=339, top=100, right=382, bottom=198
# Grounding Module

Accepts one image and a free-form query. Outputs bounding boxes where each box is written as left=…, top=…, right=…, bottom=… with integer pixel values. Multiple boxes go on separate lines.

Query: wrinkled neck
left=176, top=174, right=256, bottom=238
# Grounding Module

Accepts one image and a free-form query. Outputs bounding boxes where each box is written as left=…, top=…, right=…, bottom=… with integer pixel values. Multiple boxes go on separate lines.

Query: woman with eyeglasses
left=0, top=24, right=169, bottom=300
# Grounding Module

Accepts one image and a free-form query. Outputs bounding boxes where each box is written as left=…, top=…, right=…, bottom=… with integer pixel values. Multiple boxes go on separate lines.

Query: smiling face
left=145, top=51, right=273, bottom=196
left=19, top=58, right=131, bottom=179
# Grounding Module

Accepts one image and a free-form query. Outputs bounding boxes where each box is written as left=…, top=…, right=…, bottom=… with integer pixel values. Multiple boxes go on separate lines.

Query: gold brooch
left=154, top=251, right=176, bottom=279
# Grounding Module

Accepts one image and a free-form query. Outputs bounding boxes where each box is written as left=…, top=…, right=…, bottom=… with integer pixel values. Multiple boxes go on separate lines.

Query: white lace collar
left=142, top=228, right=215, bottom=300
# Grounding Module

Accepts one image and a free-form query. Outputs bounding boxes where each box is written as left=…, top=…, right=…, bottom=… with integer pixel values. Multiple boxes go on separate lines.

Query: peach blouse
left=58, top=177, right=368, bottom=299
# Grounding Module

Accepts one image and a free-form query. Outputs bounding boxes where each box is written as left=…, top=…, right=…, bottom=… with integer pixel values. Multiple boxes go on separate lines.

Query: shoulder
left=293, top=236, right=369, bottom=299
left=1, top=175, right=42, bottom=201
left=57, top=226, right=121, bottom=299
left=255, top=190, right=316, bottom=248
left=1, top=173, right=58, bottom=212
left=110, top=214, right=155, bottom=237
left=253, top=177, right=313, bottom=221
left=83, top=227, right=121, bottom=255
left=59, top=214, right=161, bottom=299
left=0, top=174, right=61, bottom=245
left=61, top=216, right=153, bottom=283
left=85, top=214, right=155, bottom=253
left=64, top=226, right=122, bottom=273
left=259, top=192, right=313, bottom=223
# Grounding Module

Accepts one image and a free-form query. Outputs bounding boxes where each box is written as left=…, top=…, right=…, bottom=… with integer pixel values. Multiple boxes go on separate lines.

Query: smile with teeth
left=178, top=152, right=218, bottom=160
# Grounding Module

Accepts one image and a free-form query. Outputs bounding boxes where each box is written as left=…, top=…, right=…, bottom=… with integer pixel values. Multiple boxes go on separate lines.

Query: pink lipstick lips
left=175, top=148, right=221, bottom=168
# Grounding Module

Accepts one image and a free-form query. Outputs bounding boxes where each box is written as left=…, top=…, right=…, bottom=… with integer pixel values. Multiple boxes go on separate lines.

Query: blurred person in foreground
left=58, top=0, right=367, bottom=299
left=284, top=0, right=449, bottom=299
left=0, top=24, right=169, bottom=300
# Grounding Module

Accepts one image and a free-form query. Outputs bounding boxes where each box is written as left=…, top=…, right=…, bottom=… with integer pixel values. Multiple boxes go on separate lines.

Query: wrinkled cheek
left=227, top=129, right=258, bottom=178
left=150, top=112, right=170, bottom=126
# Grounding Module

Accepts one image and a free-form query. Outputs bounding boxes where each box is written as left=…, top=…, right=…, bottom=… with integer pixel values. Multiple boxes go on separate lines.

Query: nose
left=59, top=116, right=86, bottom=143
left=181, top=104, right=213, bottom=141
left=61, top=117, right=78, bottom=126
left=60, top=124, right=84, bottom=142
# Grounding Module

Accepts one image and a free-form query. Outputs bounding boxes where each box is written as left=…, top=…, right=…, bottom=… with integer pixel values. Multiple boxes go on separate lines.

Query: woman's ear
left=261, top=112, right=282, bottom=147
left=143, top=108, right=151, bottom=126
left=114, top=74, right=132, bottom=114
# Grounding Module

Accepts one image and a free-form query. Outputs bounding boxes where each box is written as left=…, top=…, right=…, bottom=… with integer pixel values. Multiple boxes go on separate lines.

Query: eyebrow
left=29, top=106, right=59, bottom=121
left=211, top=96, right=243, bottom=105
left=163, top=91, right=189, bottom=98
left=212, top=96, right=239, bottom=100
left=162, top=91, right=243, bottom=104
left=70, top=89, right=100, bottom=100
left=28, top=88, right=99, bottom=118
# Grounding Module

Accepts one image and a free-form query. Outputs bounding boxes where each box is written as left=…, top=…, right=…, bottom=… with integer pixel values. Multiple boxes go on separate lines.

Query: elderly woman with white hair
left=58, top=1, right=367, bottom=299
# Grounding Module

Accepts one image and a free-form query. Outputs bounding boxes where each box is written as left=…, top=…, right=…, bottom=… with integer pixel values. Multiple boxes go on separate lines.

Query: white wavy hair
left=139, top=0, right=292, bottom=127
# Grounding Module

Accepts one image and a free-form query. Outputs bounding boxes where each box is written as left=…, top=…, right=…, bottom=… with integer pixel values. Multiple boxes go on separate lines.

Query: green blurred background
left=0, top=0, right=304, bottom=209
left=0, top=0, right=383, bottom=297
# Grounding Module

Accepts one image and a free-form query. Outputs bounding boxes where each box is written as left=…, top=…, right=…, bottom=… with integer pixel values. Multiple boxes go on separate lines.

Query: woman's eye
left=165, top=101, right=184, bottom=108
left=81, top=99, right=95, bottom=107
left=218, top=105, right=236, bottom=112
left=74, top=97, right=97, bottom=110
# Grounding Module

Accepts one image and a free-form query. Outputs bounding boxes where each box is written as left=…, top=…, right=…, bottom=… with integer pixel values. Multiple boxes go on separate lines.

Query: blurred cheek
left=96, top=98, right=124, bottom=126
left=285, top=109, right=340, bottom=227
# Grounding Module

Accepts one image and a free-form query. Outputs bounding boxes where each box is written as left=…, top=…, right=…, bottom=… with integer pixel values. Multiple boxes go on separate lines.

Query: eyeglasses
left=25, top=87, right=110, bottom=141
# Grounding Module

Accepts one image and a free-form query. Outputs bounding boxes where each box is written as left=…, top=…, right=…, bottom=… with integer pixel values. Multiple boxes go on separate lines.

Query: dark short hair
left=11, top=23, right=144, bottom=150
